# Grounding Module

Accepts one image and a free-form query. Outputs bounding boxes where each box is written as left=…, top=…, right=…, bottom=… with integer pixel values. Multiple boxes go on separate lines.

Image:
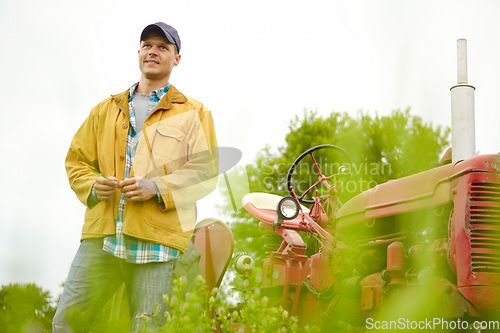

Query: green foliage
left=217, top=272, right=316, bottom=333
left=137, top=274, right=319, bottom=332
left=0, top=283, right=56, bottom=332
left=220, top=108, right=450, bottom=263
left=153, top=276, right=214, bottom=332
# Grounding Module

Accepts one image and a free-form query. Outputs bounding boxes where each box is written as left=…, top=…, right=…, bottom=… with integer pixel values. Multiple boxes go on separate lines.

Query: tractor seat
left=193, top=218, right=234, bottom=290
left=242, top=192, right=310, bottom=224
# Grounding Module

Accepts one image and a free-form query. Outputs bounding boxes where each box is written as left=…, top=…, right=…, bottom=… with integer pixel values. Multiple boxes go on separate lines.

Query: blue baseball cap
left=140, top=22, right=181, bottom=53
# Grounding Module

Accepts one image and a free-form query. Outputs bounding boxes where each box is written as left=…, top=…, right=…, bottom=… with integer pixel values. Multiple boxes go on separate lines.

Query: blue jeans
left=52, top=238, right=175, bottom=332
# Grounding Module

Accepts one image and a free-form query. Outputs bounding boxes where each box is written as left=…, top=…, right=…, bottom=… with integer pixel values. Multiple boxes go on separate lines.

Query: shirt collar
left=128, top=82, right=170, bottom=102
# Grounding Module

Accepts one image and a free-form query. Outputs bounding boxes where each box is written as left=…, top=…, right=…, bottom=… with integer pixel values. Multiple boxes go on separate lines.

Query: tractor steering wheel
left=286, top=144, right=350, bottom=204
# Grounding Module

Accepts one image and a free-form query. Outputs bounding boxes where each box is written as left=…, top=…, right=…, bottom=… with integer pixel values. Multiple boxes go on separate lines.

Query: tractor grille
left=470, top=182, right=500, bottom=273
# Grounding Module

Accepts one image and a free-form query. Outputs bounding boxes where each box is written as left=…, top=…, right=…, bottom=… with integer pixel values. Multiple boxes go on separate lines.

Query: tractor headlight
left=277, top=196, right=300, bottom=220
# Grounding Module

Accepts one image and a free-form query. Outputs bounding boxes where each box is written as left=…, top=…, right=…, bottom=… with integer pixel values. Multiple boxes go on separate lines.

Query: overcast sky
left=1, top=0, right=500, bottom=299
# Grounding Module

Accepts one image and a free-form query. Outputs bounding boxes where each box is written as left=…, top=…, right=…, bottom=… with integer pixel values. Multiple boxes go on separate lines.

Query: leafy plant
left=0, top=283, right=56, bottom=332
left=137, top=273, right=319, bottom=332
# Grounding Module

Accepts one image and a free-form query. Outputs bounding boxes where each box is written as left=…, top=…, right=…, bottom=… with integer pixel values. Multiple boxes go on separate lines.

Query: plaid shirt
left=102, top=83, right=180, bottom=263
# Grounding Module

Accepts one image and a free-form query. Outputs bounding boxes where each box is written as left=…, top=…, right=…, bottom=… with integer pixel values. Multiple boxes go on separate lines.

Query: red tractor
left=242, top=147, right=500, bottom=330
left=239, top=40, right=500, bottom=330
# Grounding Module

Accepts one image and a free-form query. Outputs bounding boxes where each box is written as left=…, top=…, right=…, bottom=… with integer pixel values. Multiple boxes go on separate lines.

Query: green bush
left=0, top=283, right=56, bottom=333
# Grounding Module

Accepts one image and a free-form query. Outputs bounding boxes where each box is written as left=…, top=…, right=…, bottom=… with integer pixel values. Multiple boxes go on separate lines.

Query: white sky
left=1, top=0, right=500, bottom=299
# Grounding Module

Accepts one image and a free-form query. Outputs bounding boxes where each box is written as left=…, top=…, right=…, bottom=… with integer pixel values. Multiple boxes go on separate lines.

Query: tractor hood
left=336, top=154, right=500, bottom=231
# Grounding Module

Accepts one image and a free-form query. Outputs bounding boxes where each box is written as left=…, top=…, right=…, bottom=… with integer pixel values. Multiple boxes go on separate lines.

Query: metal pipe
left=450, top=39, right=476, bottom=163
left=457, top=39, right=468, bottom=84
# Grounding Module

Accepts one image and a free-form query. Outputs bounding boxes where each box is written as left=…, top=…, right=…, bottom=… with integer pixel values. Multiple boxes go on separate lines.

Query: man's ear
left=174, top=54, right=181, bottom=66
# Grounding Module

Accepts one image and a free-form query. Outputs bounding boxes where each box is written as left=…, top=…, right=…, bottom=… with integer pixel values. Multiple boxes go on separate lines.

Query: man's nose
left=148, top=46, right=159, bottom=55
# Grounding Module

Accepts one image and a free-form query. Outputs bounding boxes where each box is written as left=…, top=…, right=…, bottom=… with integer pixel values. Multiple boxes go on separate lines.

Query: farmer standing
left=53, top=22, right=218, bottom=331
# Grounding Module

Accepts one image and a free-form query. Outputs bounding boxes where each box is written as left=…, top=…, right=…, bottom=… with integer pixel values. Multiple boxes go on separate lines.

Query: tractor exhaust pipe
left=450, top=39, right=476, bottom=163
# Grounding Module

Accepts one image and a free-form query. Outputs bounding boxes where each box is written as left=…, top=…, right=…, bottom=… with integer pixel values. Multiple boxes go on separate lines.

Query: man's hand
left=118, top=177, right=157, bottom=202
left=94, top=176, right=118, bottom=201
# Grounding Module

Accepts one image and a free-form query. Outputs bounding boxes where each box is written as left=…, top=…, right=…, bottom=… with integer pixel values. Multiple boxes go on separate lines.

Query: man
left=53, top=22, right=218, bottom=332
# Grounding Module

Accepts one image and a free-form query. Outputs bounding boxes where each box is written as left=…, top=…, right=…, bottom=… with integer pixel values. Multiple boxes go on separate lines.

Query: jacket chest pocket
left=151, top=126, right=188, bottom=161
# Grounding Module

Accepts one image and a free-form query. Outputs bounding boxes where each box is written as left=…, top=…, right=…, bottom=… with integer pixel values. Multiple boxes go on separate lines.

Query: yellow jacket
left=65, top=85, right=218, bottom=252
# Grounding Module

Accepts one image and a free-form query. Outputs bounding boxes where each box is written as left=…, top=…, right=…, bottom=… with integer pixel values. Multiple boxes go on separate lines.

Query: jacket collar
left=111, top=84, right=188, bottom=114
left=154, top=85, right=188, bottom=111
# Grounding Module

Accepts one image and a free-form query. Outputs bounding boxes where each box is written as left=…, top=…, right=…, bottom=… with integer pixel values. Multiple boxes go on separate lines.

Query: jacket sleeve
left=65, top=108, right=100, bottom=207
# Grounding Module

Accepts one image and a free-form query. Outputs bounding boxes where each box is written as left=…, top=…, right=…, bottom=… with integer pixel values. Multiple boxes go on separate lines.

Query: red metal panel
left=451, top=164, right=500, bottom=315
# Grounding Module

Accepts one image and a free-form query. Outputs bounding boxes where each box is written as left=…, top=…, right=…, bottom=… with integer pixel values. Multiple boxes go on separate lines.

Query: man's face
left=138, top=35, right=181, bottom=81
